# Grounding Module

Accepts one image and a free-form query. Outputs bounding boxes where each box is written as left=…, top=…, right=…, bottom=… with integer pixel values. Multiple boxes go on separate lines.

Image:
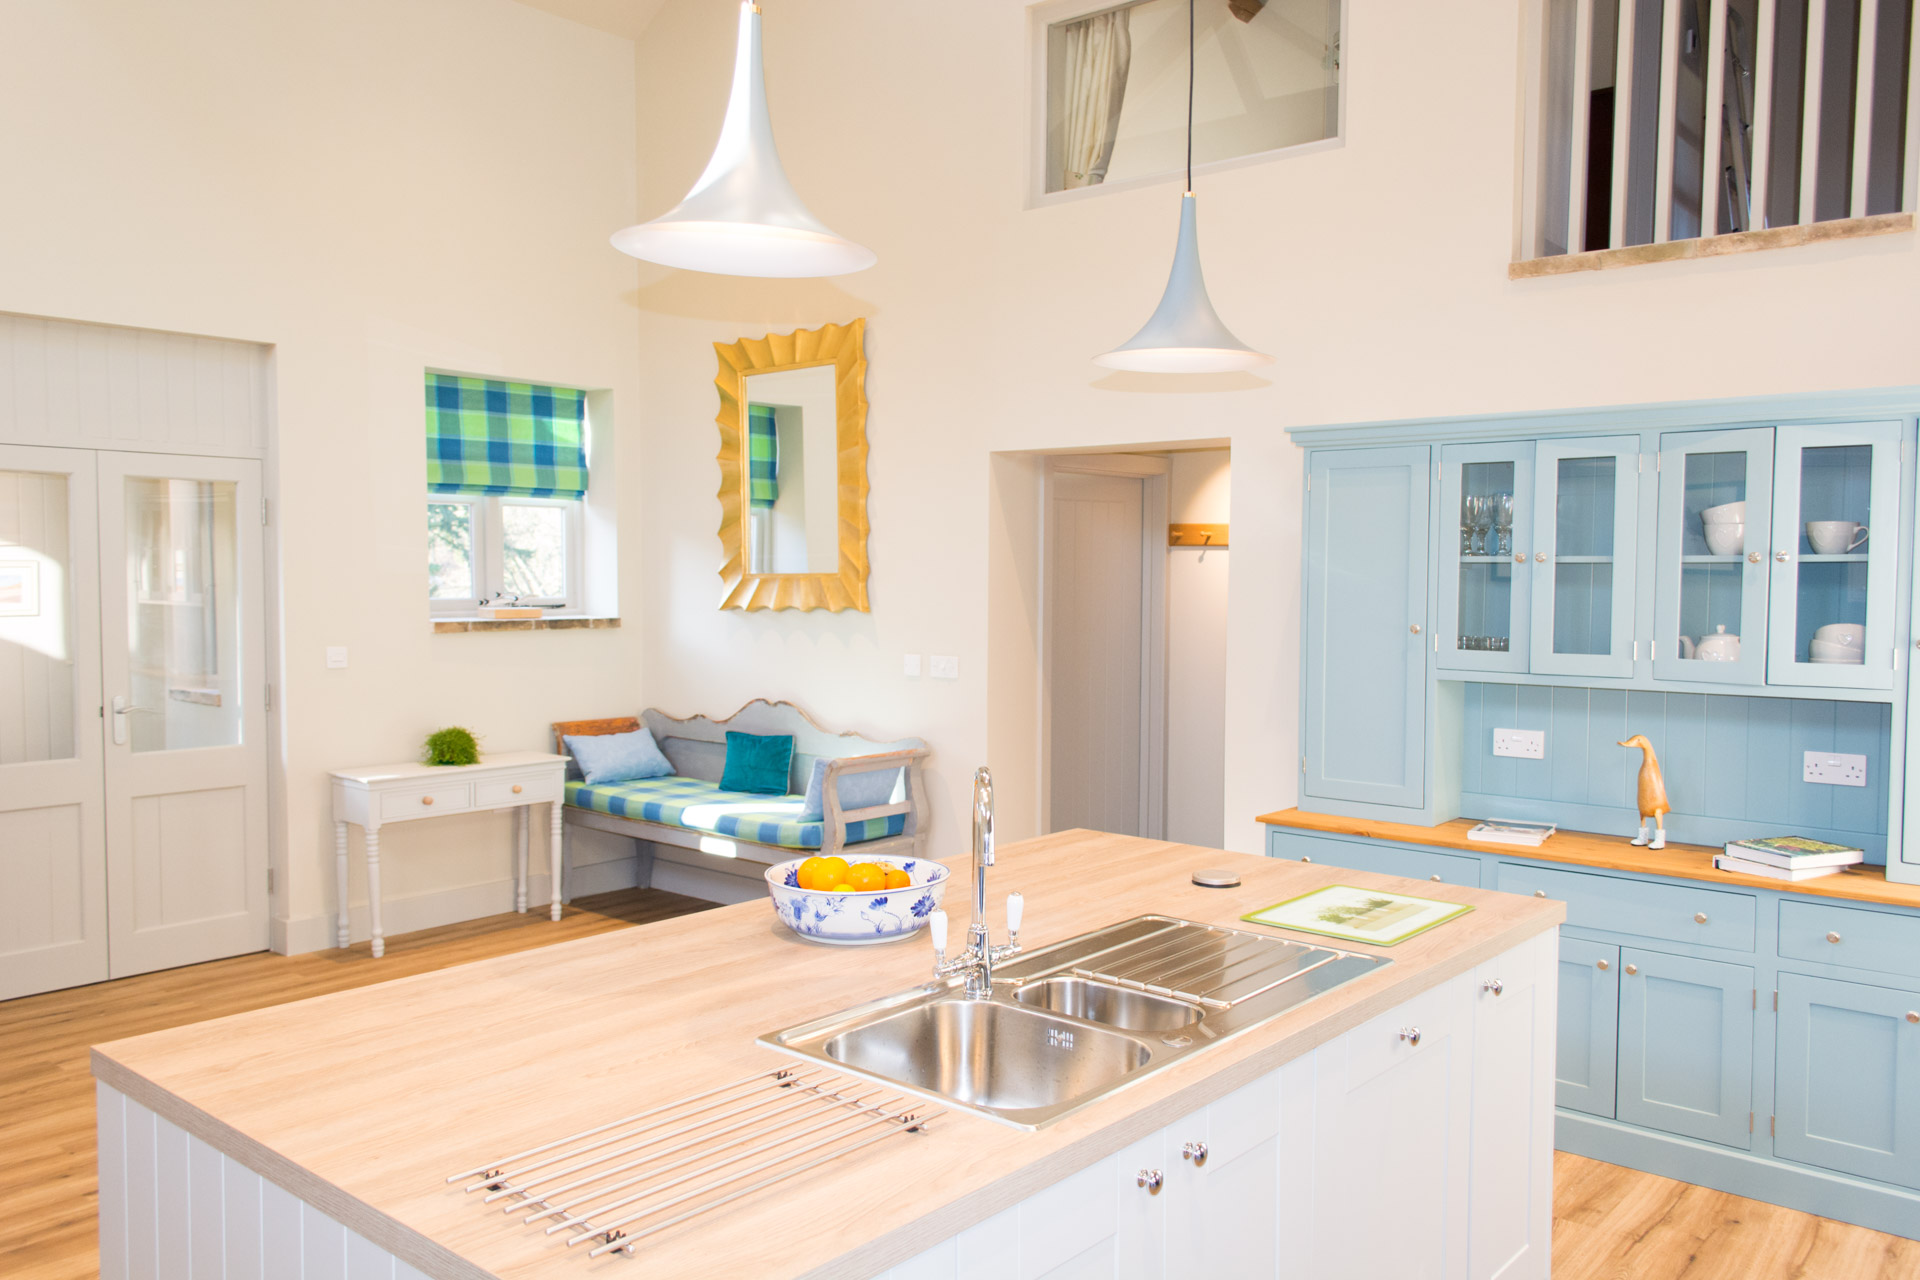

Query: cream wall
left=1166, top=450, right=1230, bottom=848
left=630, top=0, right=1920, bottom=861
left=0, top=0, right=646, bottom=949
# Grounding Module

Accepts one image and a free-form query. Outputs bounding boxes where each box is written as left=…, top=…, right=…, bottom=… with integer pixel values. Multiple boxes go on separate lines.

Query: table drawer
left=1266, top=830, right=1482, bottom=887
left=1495, top=862, right=1756, bottom=951
left=476, top=773, right=562, bottom=807
left=380, top=782, right=473, bottom=820
left=1779, top=901, right=1920, bottom=979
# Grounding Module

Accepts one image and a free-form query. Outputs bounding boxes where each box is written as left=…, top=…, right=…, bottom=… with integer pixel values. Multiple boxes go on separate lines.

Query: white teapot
left=1692, top=625, right=1740, bottom=661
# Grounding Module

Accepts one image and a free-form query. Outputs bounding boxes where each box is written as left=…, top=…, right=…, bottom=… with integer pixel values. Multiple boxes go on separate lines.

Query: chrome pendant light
left=610, top=2, right=875, bottom=278
left=1095, top=0, right=1269, bottom=372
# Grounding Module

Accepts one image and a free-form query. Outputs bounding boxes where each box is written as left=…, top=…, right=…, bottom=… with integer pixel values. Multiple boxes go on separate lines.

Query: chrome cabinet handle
left=1399, top=1027, right=1422, bottom=1047
left=1694, top=912, right=1708, bottom=924
left=1431, top=874, right=1443, bottom=882
left=1776, top=551, right=1790, bottom=563
left=1597, top=959, right=1610, bottom=971
left=1300, top=855, right=1312, bottom=863
left=1535, top=552, right=1548, bottom=563
left=1410, top=623, right=1422, bottom=635
left=1534, top=889, right=1547, bottom=898
left=1625, top=963, right=1638, bottom=975
left=1181, top=1141, right=1208, bottom=1166
left=1828, top=931, right=1842, bottom=944
left=1908, top=1012, right=1919, bottom=1024
left=1482, top=978, right=1504, bottom=996
left=1514, top=553, right=1526, bottom=563
left=1747, top=552, right=1762, bottom=563
left=1137, top=1169, right=1164, bottom=1193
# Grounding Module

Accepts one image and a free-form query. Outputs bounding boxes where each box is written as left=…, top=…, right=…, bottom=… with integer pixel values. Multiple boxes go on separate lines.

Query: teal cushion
left=564, top=728, right=673, bottom=785
left=799, top=758, right=901, bottom=820
left=720, top=731, right=794, bottom=794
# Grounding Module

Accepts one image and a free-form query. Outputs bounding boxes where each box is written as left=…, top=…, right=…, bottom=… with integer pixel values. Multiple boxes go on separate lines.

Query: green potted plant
left=423, top=726, right=481, bottom=767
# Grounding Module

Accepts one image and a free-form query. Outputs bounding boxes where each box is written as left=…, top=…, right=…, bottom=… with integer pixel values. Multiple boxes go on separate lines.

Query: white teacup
left=1704, top=522, right=1744, bottom=556
left=1813, top=623, right=1865, bottom=649
left=1807, top=521, right=1868, bottom=554
left=1701, top=501, right=1746, bottom=524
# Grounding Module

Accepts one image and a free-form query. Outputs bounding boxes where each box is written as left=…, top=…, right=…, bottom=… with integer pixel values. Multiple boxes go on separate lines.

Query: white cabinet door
left=1467, top=934, right=1554, bottom=1280
left=1163, top=1073, right=1282, bottom=1277
left=1311, top=974, right=1472, bottom=1280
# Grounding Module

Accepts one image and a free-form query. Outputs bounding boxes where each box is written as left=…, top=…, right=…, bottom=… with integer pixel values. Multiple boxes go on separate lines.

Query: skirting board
left=1555, top=1109, right=1920, bottom=1240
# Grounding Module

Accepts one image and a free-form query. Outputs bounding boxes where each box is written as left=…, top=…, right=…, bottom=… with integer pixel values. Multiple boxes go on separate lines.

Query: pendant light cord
left=1186, top=0, right=1195, bottom=192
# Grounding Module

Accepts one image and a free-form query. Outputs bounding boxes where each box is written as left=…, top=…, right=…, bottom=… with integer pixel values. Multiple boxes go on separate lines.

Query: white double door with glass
left=0, top=446, right=267, bottom=1000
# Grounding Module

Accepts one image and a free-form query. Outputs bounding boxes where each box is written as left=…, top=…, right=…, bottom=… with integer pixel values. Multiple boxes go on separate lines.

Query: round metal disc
left=1191, top=868, right=1242, bottom=888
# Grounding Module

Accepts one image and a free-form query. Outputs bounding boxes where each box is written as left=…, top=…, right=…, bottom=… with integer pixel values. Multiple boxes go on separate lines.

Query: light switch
left=1803, top=751, right=1867, bottom=787
left=930, top=655, right=960, bottom=680
left=903, top=654, right=921, bottom=677
left=326, top=646, right=349, bottom=669
left=1493, top=728, right=1545, bottom=759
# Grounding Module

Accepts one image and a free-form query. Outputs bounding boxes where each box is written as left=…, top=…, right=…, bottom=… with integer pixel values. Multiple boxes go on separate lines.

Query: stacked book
left=1716, top=836, right=1865, bottom=882
left=1466, top=819, right=1556, bottom=848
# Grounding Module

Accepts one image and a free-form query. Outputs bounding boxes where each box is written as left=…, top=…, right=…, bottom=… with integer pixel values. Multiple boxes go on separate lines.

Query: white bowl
left=1703, top=522, right=1744, bottom=556
left=1810, top=653, right=1866, bottom=664
left=1813, top=623, right=1865, bottom=649
left=1809, top=639, right=1866, bottom=663
left=764, top=856, right=950, bottom=946
left=1701, top=501, right=1746, bottom=524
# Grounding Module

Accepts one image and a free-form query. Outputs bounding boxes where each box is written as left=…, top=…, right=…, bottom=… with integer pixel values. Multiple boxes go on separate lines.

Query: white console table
left=329, top=751, right=568, bottom=957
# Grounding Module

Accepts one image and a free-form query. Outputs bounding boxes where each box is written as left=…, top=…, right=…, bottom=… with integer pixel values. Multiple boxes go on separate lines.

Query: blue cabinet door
left=1776, top=972, right=1920, bottom=1190
left=1650, top=427, right=1774, bottom=685
left=1556, top=938, right=1620, bottom=1118
left=1436, top=442, right=1534, bottom=674
left=1302, top=447, right=1431, bottom=809
left=1616, top=948, right=1755, bottom=1149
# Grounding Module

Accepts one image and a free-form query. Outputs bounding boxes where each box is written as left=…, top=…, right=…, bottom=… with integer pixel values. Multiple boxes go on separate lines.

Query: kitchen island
left=93, top=829, right=1564, bottom=1279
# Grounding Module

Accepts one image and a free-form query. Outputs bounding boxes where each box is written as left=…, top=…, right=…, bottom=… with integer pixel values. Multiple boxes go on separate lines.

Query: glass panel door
left=1767, top=422, right=1902, bottom=690
left=1529, top=437, right=1641, bottom=678
left=1651, top=428, right=1772, bottom=685
left=1437, top=443, right=1533, bottom=673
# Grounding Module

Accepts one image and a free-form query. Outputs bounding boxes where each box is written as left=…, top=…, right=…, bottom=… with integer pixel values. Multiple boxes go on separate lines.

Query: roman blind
left=426, top=373, right=588, bottom=499
left=748, top=404, right=779, bottom=508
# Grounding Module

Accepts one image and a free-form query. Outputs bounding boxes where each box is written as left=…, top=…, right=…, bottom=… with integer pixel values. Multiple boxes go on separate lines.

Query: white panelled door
left=97, top=453, right=268, bottom=978
left=0, top=447, right=107, bottom=1000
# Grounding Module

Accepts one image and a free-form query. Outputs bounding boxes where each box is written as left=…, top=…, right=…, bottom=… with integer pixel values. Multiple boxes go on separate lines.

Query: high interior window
left=1040, top=0, right=1343, bottom=197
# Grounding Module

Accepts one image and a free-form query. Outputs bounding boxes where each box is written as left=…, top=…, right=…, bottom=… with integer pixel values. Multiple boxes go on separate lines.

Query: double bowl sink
left=761, top=915, right=1391, bottom=1128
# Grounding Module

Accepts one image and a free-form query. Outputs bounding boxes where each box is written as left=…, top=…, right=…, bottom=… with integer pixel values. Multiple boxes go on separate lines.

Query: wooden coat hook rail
left=1169, top=523, right=1228, bottom=549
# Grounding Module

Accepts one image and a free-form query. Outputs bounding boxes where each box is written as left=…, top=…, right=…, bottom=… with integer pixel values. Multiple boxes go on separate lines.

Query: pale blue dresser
left=1280, top=390, right=1920, bottom=1237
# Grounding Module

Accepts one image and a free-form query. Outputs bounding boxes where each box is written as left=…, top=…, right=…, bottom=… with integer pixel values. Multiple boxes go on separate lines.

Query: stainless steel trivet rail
left=448, top=1067, right=942, bottom=1259
left=1056, top=921, right=1356, bottom=1010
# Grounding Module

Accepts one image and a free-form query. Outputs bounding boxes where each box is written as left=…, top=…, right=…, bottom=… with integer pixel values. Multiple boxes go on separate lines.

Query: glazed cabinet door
left=1766, top=421, right=1902, bottom=690
left=1554, top=937, right=1620, bottom=1118
left=1651, top=428, right=1773, bottom=684
left=1302, top=447, right=1431, bottom=810
left=1616, top=948, right=1755, bottom=1149
left=1162, top=1075, right=1281, bottom=1276
left=1438, top=442, right=1535, bottom=674
left=1528, top=437, right=1641, bottom=679
left=1775, top=973, right=1920, bottom=1191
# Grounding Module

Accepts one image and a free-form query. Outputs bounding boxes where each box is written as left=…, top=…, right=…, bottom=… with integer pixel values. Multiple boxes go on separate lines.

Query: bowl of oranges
left=764, top=854, right=950, bottom=946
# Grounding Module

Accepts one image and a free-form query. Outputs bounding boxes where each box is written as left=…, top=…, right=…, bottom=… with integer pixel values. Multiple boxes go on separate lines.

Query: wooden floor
left=4, top=890, right=1916, bottom=1280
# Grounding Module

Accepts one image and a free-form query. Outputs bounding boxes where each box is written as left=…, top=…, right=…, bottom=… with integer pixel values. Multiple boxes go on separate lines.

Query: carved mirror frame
left=714, top=319, right=870, bottom=611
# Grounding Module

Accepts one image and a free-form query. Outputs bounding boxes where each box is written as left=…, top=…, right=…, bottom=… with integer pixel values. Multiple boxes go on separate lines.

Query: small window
left=1040, top=0, right=1342, bottom=196
left=425, top=375, right=589, bottom=615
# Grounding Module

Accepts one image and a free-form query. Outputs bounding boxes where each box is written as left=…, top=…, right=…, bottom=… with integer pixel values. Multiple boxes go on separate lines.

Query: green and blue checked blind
left=747, top=404, right=779, bottom=508
left=426, top=374, right=588, bottom=499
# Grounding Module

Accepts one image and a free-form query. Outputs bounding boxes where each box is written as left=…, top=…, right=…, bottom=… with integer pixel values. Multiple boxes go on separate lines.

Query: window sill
left=1509, top=211, right=1912, bottom=280
left=432, top=616, right=621, bottom=634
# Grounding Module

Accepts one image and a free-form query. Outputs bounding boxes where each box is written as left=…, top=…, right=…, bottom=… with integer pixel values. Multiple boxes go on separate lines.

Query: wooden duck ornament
left=1618, top=734, right=1670, bottom=850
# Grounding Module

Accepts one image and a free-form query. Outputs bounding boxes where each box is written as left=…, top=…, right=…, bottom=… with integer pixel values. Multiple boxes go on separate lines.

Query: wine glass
left=1468, top=495, right=1493, bottom=556
left=1460, top=494, right=1475, bottom=554
left=1494, top=493, right=1514, bottom=557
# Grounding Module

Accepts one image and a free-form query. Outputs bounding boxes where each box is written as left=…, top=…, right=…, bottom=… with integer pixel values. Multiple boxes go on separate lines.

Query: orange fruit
left=883, top=868, right=911, bottom=889
left=797, top=857, right=828, bottom=890
left=812, top=857, right=849, bottom=890
left=846, top=863, right=886, bottom=892
left=830, top=882, right=855, bottom=892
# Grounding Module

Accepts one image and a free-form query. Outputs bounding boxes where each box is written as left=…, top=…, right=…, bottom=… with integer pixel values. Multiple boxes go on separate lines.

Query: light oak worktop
left=1257, top=807, right=1920, bottom=911
left=92, top=830, right=1563, bottom=1280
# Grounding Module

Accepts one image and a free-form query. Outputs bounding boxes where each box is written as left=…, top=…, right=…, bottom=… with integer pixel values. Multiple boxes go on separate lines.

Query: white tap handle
left=929, top=909, right=948, bottom=957
left=1005, top=892, right=1024, bottom=940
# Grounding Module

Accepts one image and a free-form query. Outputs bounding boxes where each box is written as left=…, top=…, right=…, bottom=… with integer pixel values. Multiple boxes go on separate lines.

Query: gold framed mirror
left=714, top=318, right=870, bottom=611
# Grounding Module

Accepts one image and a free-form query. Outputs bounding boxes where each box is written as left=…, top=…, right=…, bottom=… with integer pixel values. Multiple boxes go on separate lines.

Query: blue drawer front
left=1494, top=861, right=1757, bottom=951
left=1266, top=830, right=1482, bottom=887
left=1779, top=901, right=1920, bottom=980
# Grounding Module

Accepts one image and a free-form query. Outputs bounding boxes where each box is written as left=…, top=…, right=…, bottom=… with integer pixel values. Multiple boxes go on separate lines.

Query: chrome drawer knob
left=1181, top=1141, right=1209, bottom=1166
left=1137, top=1169, right=1164, bottom=1193
left=1514, top=553, right=1526, bottom=563
left=1776, top=551, right=1790, bottom=563
left=1624, top=963, right=1638, bottom=975
left=1535, top=552, right=1548, bottom=563
left=1908, top=1012, right=1919, bottom=1024
left=1482, top=978, right=1504, bottom=996
left=1431, top=874, right=1443, bottom=882
left=1596, top=959, right=1610, bottom=971
left=1747, top=552, right=1762, bottom=563
left=1828, top=932, right=1842, bottom=944
left=421, top=796, right=434, bottom=806
left=1534, top=889, right=1547, bottom=898
left=1399, top=1027, right=1422, bottom=1047
left=512, top=784, right=523, bottom=794
left=1301, top=855, right=1312, bottom=863
left=1694, top=912, right=1708, bottom=925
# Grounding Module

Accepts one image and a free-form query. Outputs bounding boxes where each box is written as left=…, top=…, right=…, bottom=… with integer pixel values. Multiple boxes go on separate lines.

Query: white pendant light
left=1095, top=0, right=1269, bottom=373
left=610, top=2, right=875, bottom=278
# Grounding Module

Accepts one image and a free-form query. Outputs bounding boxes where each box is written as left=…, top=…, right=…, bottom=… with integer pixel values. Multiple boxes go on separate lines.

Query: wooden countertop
left=92, top=830, right=1562, bottom=1280
left=1257, top=808, right=1920, bottom=911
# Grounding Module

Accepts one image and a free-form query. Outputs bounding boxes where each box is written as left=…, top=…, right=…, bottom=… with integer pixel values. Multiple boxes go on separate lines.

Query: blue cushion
left=800, top=758, right=902, bottom=820
left=720, top=731, right=794, bottom=795
left=564, top=728, right=673, bottom=785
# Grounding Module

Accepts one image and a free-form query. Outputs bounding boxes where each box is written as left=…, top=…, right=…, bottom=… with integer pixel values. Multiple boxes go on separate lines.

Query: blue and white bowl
left=764, top=856, right=950, bottom=946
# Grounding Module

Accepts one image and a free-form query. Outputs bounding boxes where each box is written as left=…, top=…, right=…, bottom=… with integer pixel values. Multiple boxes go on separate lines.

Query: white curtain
left=1059, top=9, right=1133, bottom=189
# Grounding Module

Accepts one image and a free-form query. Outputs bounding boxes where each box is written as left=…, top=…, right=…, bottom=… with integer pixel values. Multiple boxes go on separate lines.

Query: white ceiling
left=515, top=0, right=667, bottom=43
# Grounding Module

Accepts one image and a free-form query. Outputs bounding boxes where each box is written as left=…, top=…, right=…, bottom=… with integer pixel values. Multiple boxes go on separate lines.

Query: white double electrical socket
left=1492, top=728, right=1545, bottom=759
left=1803, top=752, right=1867, bottom=787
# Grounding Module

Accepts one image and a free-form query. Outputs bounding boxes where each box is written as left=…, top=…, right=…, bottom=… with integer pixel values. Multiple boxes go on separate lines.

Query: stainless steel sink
left=761, top=915, right=1391, bottom=1128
